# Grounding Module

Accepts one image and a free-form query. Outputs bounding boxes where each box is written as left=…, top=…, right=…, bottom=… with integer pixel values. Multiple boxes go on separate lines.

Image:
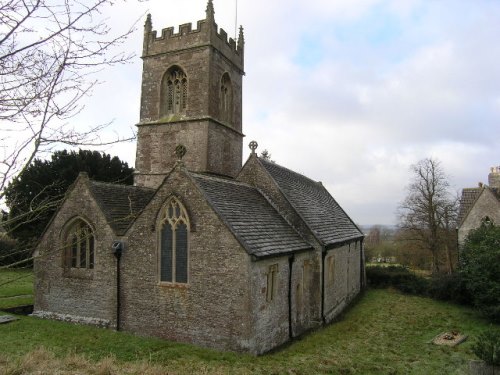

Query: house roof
left=191, top=173, right=313, bottom=258
left=88, top=180, right=156, bottom=236
left=458, top=186, right=500, bottom=226
left=458, top=187, right=482, bottom=226
left=258, top=158, right=363, bottom=247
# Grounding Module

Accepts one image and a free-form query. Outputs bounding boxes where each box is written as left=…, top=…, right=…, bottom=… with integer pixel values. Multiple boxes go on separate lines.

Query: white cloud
left=63, top=0, right=500, bottom=225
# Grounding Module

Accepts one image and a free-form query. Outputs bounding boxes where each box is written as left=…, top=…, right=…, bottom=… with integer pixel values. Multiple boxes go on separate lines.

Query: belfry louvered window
left=160, top=66, right=187, bottom=117
left=219, top=73, right=233, bottom=124
left=65, top=220, right=95, bottom=269
left=159, top=197, right=189, bottom=283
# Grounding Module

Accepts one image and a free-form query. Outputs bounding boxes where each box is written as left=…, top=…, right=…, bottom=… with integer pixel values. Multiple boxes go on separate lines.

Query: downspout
left=321, top=248, right=326, bottom=324
left=112, top=241, right=124, bottom=331
left=288, top=254, right=295, bottom=340
left=360, top=238, right=366, bottom=289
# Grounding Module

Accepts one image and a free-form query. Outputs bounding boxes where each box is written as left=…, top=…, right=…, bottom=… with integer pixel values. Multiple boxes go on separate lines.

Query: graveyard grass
left=0, top=269, right=496, bottom=374
left=0, top=269, right=33, bottom=309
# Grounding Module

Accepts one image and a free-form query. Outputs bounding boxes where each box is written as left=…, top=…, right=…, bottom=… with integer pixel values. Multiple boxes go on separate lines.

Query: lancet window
left=220, top=73, right=233, bottom=124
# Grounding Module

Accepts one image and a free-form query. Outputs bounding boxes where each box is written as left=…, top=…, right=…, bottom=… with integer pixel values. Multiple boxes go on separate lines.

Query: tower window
left=220, top=73, right=233, bottom=124
left=161, top=67, right=188, bottom=117
left=158, top=197, right=189, bottom=284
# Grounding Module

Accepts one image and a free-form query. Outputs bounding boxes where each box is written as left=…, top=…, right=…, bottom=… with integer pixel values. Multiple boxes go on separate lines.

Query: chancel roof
left=258, top=158, right=363, bottom=248
left=88, top=180, right=156, bottom=236
left=191, top=173, right=313, bottom=258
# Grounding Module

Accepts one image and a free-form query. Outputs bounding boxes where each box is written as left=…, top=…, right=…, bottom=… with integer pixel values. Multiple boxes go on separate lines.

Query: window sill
left=63, top=267, right=94, bottom=280
left=158, top=281, right=189, bottom=289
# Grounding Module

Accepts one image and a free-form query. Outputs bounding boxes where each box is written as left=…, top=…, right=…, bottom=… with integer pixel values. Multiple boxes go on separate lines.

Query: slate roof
left=88, top=180, right=156, bottom=236
left=191, top=173, right=313, bottom=258
left=457, top=187, right=482, bottom=226
left=258, top=158, right=363, bottom=247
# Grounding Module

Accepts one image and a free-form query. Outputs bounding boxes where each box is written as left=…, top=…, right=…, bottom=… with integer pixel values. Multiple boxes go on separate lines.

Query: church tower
left=135, top=0, right=245, bottom=188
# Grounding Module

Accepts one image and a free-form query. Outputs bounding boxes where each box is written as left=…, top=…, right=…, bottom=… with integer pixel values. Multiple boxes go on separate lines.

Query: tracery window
left=160, top=67, right=187, bottom=117
left=64, top=220, right=95, bottom=269
left=158, top=197, right=189, bottom=283
left=220, top=73, right=233, bottom=124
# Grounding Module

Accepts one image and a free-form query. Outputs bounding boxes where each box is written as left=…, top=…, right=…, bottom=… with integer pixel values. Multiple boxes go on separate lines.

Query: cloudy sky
left=75, top=0, right=500, bottom=226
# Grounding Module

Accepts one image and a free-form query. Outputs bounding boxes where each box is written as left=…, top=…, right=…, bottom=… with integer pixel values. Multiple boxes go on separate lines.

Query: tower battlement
left=142, top=2, right=244, bottom=71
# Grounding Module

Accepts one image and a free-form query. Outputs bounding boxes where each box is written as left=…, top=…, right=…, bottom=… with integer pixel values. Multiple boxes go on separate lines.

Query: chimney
left=488, top=166, right=500, bottom=188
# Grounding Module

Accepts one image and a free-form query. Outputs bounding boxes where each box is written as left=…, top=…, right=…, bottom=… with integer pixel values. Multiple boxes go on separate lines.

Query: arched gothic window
left=158, top=197, right=189, bottom=283
left=160, top=67, right=187, bottom=117
left=220, top=73, right=233, bottom=124
left=64, top=219, right=95, bottom=269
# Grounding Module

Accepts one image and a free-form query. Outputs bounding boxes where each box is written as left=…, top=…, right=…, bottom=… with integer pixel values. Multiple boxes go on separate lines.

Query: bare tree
left=0, top=0, right=140, bottom=195
left=397, top=158, right=458, bottom=274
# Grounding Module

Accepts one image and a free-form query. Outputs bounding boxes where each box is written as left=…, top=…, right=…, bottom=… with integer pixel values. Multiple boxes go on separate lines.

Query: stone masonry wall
left=323, top=241, right=362, bottom=323
left=33, top=175, right=117, bottom=327
left=250, top=256, right=290, bottom=354
left=289, top=251, right=322, bottom=337
left=121, top=167, right=253, bottom=352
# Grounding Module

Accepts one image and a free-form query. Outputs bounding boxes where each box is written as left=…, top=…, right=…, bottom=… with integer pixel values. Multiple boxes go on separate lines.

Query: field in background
left=0, top=270, right=495, bottom=374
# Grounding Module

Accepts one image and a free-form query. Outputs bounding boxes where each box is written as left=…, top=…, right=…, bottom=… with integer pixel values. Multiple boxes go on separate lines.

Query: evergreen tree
left=3, top=150, right=134, bottom=252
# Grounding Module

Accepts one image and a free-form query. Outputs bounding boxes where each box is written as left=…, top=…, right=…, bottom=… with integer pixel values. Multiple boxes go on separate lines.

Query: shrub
left=427, top=273, right=472, bottom=305
left=472, top=329, right=500, bottom=366
left=366, top=266, right=429, bottom=295
left=460, top=221, right=500, bottom=323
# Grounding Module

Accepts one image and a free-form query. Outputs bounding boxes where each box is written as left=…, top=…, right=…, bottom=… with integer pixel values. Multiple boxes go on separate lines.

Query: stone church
left=33, top=1, right=365, bottom=354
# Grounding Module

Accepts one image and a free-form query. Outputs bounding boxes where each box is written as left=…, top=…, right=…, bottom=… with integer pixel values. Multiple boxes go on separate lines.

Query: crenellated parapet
left=142, top=5, right=244, bottom=71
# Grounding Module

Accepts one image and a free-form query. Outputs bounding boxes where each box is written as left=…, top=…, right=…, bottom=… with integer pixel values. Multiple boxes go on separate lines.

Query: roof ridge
left=190, top=172, right=255, bottom=188
left=258, top=157, right=320, bottom=185
left=89, top=179, right=155, bottom=192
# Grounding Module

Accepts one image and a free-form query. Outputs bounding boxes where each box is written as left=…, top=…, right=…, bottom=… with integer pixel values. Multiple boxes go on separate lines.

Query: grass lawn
left=0, top=268, right=33, bottom=309
left=0, top=270, right=495, bottom=374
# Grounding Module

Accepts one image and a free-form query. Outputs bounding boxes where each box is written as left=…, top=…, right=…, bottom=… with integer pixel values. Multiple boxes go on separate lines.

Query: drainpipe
left=288, top=254, right=295, bottom=340
left=321, top=248, right=326, bottom=324
left=360, top=238, right=366, bottom=289
left=112, top=241, right=124, bottom=331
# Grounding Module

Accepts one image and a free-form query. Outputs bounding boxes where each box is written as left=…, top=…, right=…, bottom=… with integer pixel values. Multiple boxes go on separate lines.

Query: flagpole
left=235, top=0, right=238, bottom=40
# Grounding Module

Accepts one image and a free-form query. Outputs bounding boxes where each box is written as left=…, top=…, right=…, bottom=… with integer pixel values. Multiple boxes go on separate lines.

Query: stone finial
left=145, top=14, right=152, bottom=33
left=237, top=25, right=245, bottom=51
left=249, top=140, right=258, bottom=155
left=206, top=0, right=215, bottom=22
left=175, top=144, right=187, bottom=161
left=237, top=26, right=245, bottom=53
